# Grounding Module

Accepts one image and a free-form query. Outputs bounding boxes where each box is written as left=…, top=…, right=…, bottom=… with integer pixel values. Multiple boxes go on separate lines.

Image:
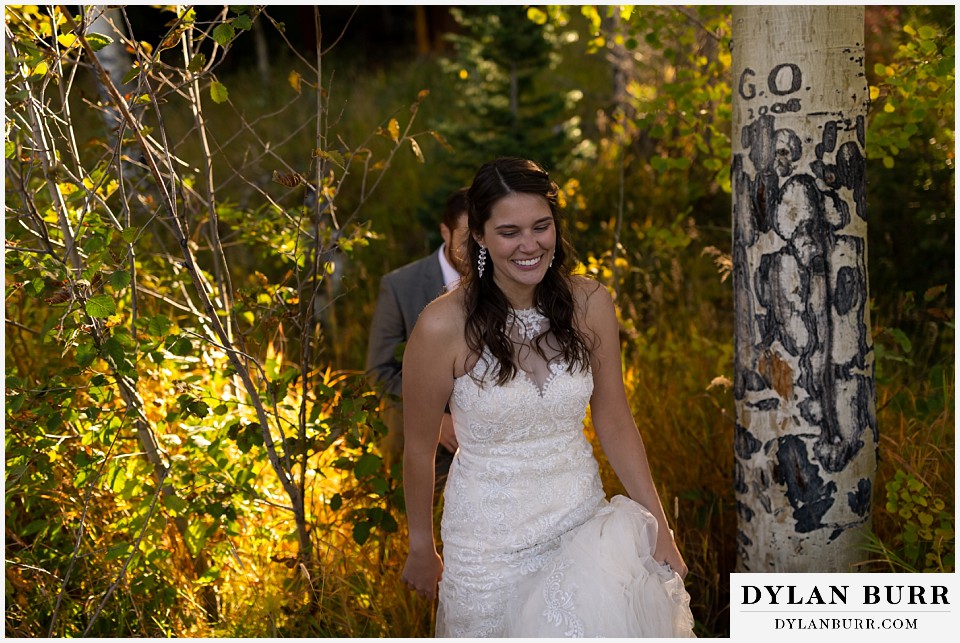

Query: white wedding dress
left=436, top=309, right=695, bottom=638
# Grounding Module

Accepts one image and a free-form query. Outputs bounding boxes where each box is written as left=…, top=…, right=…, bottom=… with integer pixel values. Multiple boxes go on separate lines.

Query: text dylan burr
left=742, top=585, right=949, bottom=606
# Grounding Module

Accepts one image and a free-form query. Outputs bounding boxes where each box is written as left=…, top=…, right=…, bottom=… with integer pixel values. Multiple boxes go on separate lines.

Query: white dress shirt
left=437, top=242, right=461, bottom=292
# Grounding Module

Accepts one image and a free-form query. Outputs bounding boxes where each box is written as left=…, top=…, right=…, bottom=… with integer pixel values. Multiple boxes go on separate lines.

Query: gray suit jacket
left=366, top=248, right=446, bottom=398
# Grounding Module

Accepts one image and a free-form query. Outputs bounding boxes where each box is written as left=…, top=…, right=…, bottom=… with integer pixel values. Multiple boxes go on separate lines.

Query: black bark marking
left=733, top=152, right=766, bottom=399
left=834, top=266, right=859, bottom=315
left=816, top=120, right=838, bottom=158
left=741, top=115, right=779, bottom=233
left=738, top=500, right=755, bottom=522
left=774, top=129, right=802, bottom=177
left=813, top=432, right=863, bottom=473
left=840, top=135, right=867, bottom=220
left=755, top=251, right=802, bottom=355
left=840, top=237, right=872, bottom=368
left=756, top=486, right=773, bottom=513
left=857, top=375, right=879, bottom=445
left=847, top=478, right=872, bottom=517
left=747, top=397, right=780, bottom=410
left=734, top=460, right=747, bottom=494
left=735, top=422, right=763, bottom=459
left=774, top=435, right=837, bottom=533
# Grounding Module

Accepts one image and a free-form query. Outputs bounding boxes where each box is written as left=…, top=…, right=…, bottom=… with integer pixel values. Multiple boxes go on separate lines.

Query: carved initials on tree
left=732, top=6, right=877, bottom=573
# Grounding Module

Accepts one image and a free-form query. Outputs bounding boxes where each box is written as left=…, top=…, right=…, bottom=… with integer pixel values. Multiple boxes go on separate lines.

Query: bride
left=401, top=157, right=695, bottom=637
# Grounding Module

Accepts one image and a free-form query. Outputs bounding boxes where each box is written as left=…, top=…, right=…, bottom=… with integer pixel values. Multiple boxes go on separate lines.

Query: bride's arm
left=401, top=300, right=458, bottom=599
left=581, top=281, right=689, bottom=578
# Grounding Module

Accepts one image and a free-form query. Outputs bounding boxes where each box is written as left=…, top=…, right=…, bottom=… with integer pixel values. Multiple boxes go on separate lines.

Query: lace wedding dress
left=436, top=308, right=695, bottom=638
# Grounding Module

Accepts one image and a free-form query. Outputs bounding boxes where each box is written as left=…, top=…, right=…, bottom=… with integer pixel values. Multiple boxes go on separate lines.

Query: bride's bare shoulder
left=570, top=275, right=609, bottom=308
left=568, top=275, right=617, bottom=335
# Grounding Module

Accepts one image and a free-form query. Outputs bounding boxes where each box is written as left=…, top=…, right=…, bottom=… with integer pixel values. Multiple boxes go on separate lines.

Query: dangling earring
left=549, top=252, right=554, bottom=268
left=477, top=245, right=487, bottom=278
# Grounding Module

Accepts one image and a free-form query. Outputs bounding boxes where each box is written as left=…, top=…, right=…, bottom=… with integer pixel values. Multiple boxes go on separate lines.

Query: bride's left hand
left=654, top=533, right=689, bottom=580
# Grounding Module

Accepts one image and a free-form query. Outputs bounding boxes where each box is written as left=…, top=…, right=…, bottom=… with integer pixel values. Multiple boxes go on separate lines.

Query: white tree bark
left=731, top=6, right=877, bottom=572
left=86, top=7, right=135, bottom=126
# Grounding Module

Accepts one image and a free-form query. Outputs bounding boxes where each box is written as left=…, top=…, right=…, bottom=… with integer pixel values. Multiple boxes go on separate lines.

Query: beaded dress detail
left=436, top=308, right=695, bottom=638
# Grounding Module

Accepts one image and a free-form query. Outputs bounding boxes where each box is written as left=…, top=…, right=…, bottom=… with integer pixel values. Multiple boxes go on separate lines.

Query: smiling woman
left=478, top=192, right=556, bottom=300
left=399, top=157, right=696, bottom=637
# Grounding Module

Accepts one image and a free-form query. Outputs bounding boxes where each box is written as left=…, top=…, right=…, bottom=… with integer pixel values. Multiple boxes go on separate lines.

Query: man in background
left=366, top=188, right=469, bottom=489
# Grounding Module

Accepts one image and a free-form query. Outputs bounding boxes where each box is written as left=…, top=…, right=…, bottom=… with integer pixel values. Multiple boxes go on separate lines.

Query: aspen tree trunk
left=731, top=6, right=877, bottom=572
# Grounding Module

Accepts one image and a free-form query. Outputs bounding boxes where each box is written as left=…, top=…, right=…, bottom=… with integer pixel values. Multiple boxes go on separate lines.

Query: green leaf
left=146, top=315, right=172, bottom=337
left=886, top=328, right=913, bottom=353
left=227, top=421, right=263, bottom=454
left=7, top=393, right=25, bottom=413
left=75, top=342, right=97, bottom=367
left=28, top=278, right=45, bottom=296
left=354, top=453, right=382, bottom=479
left=110, top=466, right=128, bottom=495
left=186, top=399, right=210, bottom=418
left=380, top=512, right=398, bottom=533
left=352, top=521, right=373, bottom=545
left=329, top=493, right=342, bottom=511
left=917, top=25, right=937, bottom=40
left=101, top=337, right=126, bottom=366
left=109, top=270, right=132, bottom=290
left=121, top=65, right=141, bottom=85
left=371, top=477, right=389, bottom=496
left=919, top=40, right=937, bottom=56
left=86, top=33, right=113, bottom=52
left=5, top=140, right=15, bottom=159
left=317, top=148, right=345, bottom=168
left=210, top=80, right=229, bottom=104
left=112, top=327, right=136, bottom=348
left=168, top=335, right=193, bottom=356
left=187, top=52, right=206, bottom=73
left=213, top=23, right=235, bottom=47
left=22, top=519, right=48, bottom=536
left=85, top=294, right=116, bottom=318
left=233, top=14, right=253, bottom=31
left=163, top=493, right=189, bottom=515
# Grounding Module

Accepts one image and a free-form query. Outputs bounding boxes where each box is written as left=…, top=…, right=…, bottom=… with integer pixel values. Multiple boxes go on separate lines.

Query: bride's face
left=477, top=192, right=556, bottom=296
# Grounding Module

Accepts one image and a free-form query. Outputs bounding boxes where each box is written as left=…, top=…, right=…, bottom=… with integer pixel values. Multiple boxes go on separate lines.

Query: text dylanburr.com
left=731, top=573, right=957, bottom=639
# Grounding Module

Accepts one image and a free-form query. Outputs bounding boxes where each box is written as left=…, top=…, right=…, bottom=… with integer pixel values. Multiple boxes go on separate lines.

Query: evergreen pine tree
left=438, top=6, right=580, bottom=177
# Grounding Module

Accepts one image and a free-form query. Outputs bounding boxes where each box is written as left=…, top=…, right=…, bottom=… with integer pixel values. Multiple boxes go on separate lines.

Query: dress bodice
left=442, top=309, right=605, bottom=582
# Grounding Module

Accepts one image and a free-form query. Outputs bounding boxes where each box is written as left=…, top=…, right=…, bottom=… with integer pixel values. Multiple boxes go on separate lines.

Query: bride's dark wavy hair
left=462, top=157, right=592, bottom=385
